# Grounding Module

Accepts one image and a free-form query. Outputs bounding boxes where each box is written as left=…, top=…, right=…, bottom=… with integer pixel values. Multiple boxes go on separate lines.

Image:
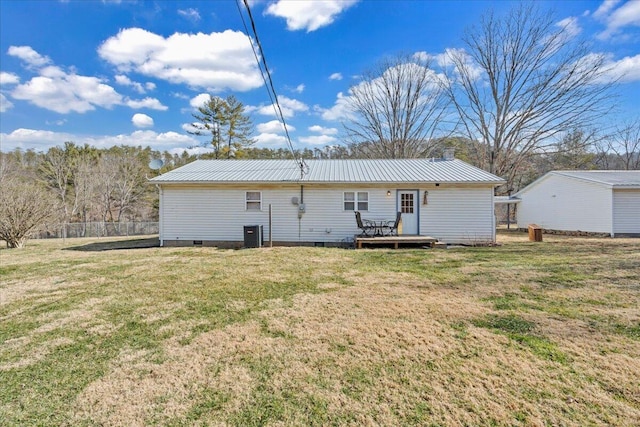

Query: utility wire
left=236, top=0, right=307, bottom=177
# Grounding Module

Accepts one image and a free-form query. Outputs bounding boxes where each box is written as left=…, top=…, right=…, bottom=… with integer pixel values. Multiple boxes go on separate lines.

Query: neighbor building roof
left=551, top=170, right=640, bottom=188
left=149, top=159, right=505, bottom=185
left=514, top=170, right=640, bottom=197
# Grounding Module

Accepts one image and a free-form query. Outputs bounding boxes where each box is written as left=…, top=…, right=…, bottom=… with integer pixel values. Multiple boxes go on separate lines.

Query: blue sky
left=1, top=0, right=639, bottom=155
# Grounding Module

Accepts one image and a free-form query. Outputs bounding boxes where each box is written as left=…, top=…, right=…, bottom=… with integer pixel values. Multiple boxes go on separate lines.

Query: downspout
left=298, top=185, right=304, bottom=240
left=610, top=186, right=615, bottom=238
left=491, top=186, right=497, bottom=243
left=157, top=184, right=164, bottom=246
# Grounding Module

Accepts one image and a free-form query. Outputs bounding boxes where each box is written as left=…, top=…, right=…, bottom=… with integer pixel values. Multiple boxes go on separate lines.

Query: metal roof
left=552, top=170, right=640, bottom=188
left=149, top=159, right=505, bottom=185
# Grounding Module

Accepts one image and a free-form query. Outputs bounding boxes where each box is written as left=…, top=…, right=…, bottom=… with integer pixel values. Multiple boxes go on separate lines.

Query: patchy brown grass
left=1, top=232, right=639, bottom=426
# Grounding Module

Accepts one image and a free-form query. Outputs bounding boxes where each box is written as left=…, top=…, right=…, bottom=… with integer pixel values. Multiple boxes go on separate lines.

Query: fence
left=34, top=222, right=159, bottom=239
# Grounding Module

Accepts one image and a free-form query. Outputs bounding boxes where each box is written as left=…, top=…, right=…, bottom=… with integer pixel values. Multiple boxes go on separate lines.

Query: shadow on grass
left=65, top=237, right=160, bottom=252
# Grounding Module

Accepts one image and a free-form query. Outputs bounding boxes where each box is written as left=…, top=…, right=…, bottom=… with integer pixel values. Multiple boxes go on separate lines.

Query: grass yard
left=1, top=232, right=639, bottom=426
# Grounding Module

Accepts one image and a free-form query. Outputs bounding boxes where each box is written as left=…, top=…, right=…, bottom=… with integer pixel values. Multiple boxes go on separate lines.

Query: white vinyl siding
left=160, top=184, right=497, bottom=245
left=516, top=174, right=613, bottom=234
left=162, top=186, right=390, bottom=243
left=613, top=190, right=640, bottom=235
left=420, top=188, right=495, bottom=244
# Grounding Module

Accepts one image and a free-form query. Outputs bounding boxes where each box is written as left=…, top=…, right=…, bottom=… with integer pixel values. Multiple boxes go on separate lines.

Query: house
left=150, top=158, right=505, bottom=247
left=515, top=170, right=640, bottom=237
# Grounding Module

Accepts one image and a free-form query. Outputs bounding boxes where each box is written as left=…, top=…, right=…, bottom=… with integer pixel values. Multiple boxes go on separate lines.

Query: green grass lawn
left=1, top=232, right=639, bottom=426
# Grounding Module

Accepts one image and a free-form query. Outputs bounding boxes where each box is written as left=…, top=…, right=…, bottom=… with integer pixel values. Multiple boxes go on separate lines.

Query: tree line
left=0, top=143, right=196, bottom=247
left=0, top=121, right=637, bottom=248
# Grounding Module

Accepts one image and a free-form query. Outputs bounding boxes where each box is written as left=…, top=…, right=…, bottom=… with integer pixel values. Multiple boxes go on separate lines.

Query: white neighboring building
left=150, top=159, right=505, bottom=247
left=515, top=171, right=640, bottom=237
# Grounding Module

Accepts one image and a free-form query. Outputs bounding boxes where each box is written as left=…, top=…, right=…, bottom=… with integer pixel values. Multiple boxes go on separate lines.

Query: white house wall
left=516, top=175, right=613, bottom=233
left=161, top=185, right=393, bottom=245
left=613, top=189, right=640, bottom=235
left=421, top=187, right=495, bottom=244
left=160, top=184, right=496, bottom=245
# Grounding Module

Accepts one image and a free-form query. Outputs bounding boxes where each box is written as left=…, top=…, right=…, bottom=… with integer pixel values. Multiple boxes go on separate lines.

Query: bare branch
left=343, top=54, right=450, bottom=158
left=445, top=3, right=616, bottom=187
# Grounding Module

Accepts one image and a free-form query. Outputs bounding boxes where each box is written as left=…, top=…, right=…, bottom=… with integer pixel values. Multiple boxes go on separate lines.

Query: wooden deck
left=355, top=235, right=439, bottom=249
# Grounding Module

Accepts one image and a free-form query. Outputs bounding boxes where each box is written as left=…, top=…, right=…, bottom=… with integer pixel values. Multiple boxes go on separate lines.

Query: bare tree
left=39, top=144, right=74, bottom=222
left=0, top=152, right=20, bottom=184
left=111, top=148, right=146, bottom=222
left=549, top=128, right=599, bottom=170
left=608, top=120, right=640, bottom=170
left=445, top=3, right=616, bottom=189
left=344, top=54, right=450, bottom=158
left=93, top=154, right=119, bottom=226
left=0, top=179, right=56, bottom=248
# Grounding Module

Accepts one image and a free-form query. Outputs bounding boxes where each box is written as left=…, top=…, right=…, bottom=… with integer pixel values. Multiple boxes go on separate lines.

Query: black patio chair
left=382, top=212, right=402, bottom=236
left=355, top=211, right=376, bottom=237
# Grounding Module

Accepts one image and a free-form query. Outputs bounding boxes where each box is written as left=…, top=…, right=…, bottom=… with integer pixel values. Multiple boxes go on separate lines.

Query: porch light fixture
left=387, top=190, right=391, bottom=196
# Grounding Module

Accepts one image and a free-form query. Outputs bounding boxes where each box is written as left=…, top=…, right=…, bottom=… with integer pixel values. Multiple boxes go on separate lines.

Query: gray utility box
left=243, top=225, right=263, bottom=248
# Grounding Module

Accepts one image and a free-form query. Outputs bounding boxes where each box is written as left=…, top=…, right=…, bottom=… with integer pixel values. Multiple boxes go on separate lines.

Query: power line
left=236, top=0, right=307, bottom=177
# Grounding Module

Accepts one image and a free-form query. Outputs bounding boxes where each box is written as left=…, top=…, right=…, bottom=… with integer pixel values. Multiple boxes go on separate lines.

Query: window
left=344, top=191, right=368, bottom=211
left=246, top=191, right=262, bottom=211
left=400, top=193, right=414, bottom=214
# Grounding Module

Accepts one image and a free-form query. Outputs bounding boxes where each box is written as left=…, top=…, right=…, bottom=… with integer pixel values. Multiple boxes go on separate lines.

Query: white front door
left=397, top=190, right=418, bottom=235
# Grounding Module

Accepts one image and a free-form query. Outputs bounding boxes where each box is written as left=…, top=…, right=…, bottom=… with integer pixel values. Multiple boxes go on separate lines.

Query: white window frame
left=246, top=191, right=262, bottom=211
left=344, top=191, right=369, bottom=211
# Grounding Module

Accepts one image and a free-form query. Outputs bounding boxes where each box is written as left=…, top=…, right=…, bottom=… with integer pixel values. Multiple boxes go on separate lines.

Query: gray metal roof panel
left=553, top=170, right=640, bottom=187
left=149, top=159, right=505, bottom=184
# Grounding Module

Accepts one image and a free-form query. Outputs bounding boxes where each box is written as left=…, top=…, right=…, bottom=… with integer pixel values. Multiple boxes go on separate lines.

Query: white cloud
left=45, top=119, right=67, bottom=126
left=256, top=95, right=309, bottom=118
left=329, top=72, right=343, bottom=81
left=0, top=94, right=13, bottom=112
left=12, top=73, right=123, bottom=113
left=0, top=72, right=20, bottom=86
left=181, top=122, right=200, bottom=133
left=125, top=97, right=168, bottom=110
left=0, top=128, right=198, bottom=152
left=178, top=8, right=201, bottom=22
left=414, top=48, right=482, bottom=84
left=98, top=28, right=263, bottom=91
left=132, top=113, right=154, bottom=128
left=254, top=132, right=288, bottom=147
left=594, top=0, right=622, bottom=19
left=309, top=125, right=338, bottom=135
left=190, top=93, right=211, bottom=108
left=556, top=16, right=582, bottom=38
left=595, top=0, right=640, bottom=39
left=167, top=146, right=212, bottom=156
left=256, top=120, right=295, bottom=133
left=321, top=61, right=447, bottom=123
left=7, top=45, right=51, bottom=67
left=294, top=83, right=305, bottom=93
left=320, top=91, right=353, bottom=121
left=299, top=135, right=338, bottom=145
left=604, top=53, right=640, bottom=83
left=265, top=0, right=358, bottom=32
left=115, top=74, right=148, bottom=93
left=7, top=46, right=167, bottom=114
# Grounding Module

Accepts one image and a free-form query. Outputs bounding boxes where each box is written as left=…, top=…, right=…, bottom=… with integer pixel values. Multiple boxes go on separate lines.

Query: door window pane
left=401, top=193, right=414, bottom=214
